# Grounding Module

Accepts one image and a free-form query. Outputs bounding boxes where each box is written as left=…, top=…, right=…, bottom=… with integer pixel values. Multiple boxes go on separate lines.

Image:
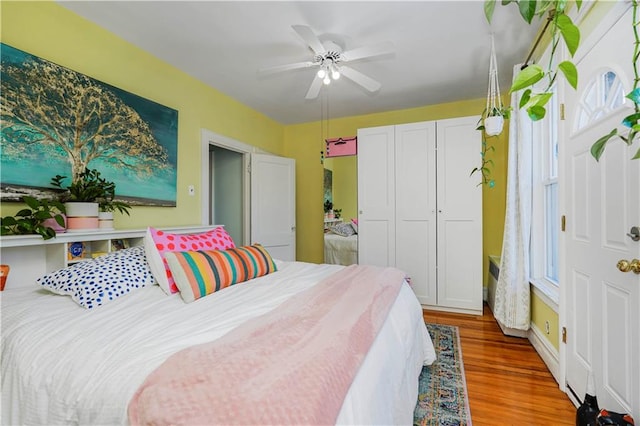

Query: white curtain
left=494, top=64, right=533, bottom=332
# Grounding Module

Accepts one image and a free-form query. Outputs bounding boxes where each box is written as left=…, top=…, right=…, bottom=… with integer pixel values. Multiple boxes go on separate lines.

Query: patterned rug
left=414, top=323, right=472, bottom=426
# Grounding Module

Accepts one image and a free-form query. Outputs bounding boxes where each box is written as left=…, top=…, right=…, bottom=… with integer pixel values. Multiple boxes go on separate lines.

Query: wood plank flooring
left=423, top=305, right=577, bottom=425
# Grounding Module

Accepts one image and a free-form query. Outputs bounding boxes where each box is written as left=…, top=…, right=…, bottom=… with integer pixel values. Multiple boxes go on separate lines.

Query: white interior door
left=395, top=121, right=437, bottom=305
left=250, top=153, right=296, bottom=261
left=563, top=6, right=639, bottom=418
left=357, top=125, right=395, bottom=267
left=436, top=116, right=483, bottom=312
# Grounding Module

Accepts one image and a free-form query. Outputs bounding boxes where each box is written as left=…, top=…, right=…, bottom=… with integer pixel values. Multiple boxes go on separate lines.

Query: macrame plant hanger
left=484, top=34, right=505, bottom=136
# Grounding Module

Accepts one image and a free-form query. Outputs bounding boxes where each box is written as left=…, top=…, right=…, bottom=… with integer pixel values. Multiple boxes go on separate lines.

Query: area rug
left=413, top=323, right=472, bottom=426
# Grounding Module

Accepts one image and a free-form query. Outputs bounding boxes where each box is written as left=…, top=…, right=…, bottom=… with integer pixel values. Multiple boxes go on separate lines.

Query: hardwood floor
left=423, top=305, right=577, bottom=425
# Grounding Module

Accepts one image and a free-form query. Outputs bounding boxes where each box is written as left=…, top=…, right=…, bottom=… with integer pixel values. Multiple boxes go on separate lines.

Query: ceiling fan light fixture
left=323, top=75, right=331, bottom=85
left=317, top=68, right=326, bottom=79
left=331, top=65, right=340, bottom=80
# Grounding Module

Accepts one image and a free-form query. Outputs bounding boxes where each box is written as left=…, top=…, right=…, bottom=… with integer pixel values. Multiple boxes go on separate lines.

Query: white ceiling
left=58, top=1, right=542, bottom=125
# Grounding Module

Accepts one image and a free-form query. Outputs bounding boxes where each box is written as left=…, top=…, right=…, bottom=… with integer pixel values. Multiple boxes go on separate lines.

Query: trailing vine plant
left=591, top=0, right=640, bottom=161
left=483, top=0, right=640, bottom=164
left=471, top=119, right=504, bottom=188
left=472, top=0, right=580, bottom=186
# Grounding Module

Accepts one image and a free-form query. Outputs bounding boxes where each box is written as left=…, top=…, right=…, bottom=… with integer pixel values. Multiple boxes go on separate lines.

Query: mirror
left=323, top=155, right=358, bottom=265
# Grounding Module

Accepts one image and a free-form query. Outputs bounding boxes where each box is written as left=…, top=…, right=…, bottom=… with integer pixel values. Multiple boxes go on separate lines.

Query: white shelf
left=0, top=225, right=219, bottom=290
left=0, top=225, right=216, bottom=248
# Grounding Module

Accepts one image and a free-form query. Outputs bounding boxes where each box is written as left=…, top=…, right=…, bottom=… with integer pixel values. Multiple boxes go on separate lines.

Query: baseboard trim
left=529, top=322, right=560, bottom=385
left=422, top=304, right=483, bottom=316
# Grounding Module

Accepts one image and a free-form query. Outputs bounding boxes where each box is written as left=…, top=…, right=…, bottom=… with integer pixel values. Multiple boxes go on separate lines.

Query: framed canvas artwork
left=0, top=43, right=178, bottom=206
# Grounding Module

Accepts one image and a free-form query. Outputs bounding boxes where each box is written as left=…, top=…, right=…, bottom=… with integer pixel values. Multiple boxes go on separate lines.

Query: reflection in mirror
left=323, top=156, right=358, bottom=265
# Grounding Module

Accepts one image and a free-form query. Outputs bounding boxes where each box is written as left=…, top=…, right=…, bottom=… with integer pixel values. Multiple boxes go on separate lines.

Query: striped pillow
left=164, top=244, right=277, bottom=303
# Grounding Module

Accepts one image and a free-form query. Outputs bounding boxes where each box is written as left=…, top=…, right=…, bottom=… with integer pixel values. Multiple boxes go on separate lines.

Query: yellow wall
left=332, top=156, right=358, bottom=221
left=284, top=99, right=509, bottom=290
left=531, top=292, right=560, bottom=351
left=323, top=155, right=357, bottom=221
left=0, top=1, right=284, bottom=228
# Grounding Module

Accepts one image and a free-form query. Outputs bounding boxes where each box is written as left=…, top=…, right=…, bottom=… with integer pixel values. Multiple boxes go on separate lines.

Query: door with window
left=563, top=5, right=639, bottom=418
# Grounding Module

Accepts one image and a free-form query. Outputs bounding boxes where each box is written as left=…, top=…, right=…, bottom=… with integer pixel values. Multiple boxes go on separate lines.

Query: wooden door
left=435, top=116, right=483, bottom=313
left=250, top=153, right=296, bottom=261
left=563, top=5, right=639, bottom=418
left=357, top=125, right=396, bottom=267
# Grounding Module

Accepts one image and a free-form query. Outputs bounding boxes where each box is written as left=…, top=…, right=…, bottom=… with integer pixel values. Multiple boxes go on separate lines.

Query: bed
left=1, top=232, right=434, bottom=425
left=324, top=233, right=358, bottom=266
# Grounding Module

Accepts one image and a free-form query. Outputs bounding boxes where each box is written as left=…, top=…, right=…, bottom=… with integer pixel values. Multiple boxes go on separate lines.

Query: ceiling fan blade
left=259, top=61, right=315, bottom=75
left=292, top=25, right=326, bottom=56
left=305, top=75, right=323, bottom=100
left=339, top=66, right=381, bottom=92
left=341, top=41, right=394, bottom=62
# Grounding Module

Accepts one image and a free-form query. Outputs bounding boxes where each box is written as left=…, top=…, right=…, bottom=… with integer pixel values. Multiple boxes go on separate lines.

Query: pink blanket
left=128, top=264, right=406, bottom=425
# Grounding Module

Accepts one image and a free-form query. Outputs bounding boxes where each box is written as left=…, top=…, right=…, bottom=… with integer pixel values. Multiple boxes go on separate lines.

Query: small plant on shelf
left=0, top=196, right=66, bottom=240
left=50, top=168, right=130, bottom=215
left=324, top=199, right=333, bottom=214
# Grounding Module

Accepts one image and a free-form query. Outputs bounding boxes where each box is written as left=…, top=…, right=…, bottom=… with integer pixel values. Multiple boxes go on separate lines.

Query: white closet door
left=436, top=116, right=483, bottom=312
left=395, top=121, right=437, bottom=305
left=357, top=125, right=395, bottom=267
left=250, top=153, right=296, bottom=261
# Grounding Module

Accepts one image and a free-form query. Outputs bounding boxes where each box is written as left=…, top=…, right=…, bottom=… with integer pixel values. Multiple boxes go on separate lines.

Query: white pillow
left=330, top=222, right=356, bottom=237
left=37, top=246, right=154, bottom=309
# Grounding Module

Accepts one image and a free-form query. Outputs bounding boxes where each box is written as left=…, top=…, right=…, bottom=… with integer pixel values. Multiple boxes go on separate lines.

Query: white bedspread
left=1, top=260, right=435, bottom=425
left=324, top=233, right=358, bottom=265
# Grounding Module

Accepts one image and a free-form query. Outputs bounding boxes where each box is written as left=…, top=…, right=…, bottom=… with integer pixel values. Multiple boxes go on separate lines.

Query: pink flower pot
left=43, top=214, right=67, bottom=234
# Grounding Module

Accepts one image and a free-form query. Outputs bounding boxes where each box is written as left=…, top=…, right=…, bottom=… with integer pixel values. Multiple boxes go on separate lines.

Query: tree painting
left=0, top=43, right=178, bottom=206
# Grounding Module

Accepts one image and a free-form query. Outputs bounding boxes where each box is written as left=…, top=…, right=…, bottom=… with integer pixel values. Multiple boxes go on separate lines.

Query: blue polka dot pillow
left=37, top=246, right=155, bottom=309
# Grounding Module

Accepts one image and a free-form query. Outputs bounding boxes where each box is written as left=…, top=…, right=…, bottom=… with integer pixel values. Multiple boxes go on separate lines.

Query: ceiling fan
left=259, top=25, right=393, bottom=100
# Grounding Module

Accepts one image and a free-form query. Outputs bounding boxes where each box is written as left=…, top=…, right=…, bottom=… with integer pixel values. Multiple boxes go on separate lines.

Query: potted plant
left=50, top=168, right=130, bottom=231
left=484, top=106, right=511, bottom=137
left=98, top=185, right=131, bottom=230
left=0, top=196, right=66, bottom=240
left=324, top=199, right=333, bottom=219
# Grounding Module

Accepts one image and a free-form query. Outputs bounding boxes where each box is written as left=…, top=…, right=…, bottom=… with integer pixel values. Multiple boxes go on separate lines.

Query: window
left=575, top=70, right=626, bottom=131
left=530, top=85, right=559, bottom=290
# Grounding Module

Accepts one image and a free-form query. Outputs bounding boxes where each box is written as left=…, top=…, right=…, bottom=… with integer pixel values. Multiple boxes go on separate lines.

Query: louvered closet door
left=357, top=125, right=395, bottom=267
left=436, top=116, right=483, bottom=312
left=395, top=122, right=437, bottom=305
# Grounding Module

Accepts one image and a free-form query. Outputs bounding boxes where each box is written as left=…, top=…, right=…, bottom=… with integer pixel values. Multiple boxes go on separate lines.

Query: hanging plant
left=471, top=35, right=512, bottom=186
left=485, top=0, right=580, bottom=122
left=484, top=35, right=510, bottom=136
left=470, top=123, right=497, bottom=188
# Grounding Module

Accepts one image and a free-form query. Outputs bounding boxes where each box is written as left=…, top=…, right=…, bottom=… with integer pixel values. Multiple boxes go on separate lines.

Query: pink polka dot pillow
left=144, top=227, right=235, bottom=294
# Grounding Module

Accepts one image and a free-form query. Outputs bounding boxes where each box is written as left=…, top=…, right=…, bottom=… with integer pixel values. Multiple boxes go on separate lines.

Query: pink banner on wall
left=326, top=136, right=357, bottom=158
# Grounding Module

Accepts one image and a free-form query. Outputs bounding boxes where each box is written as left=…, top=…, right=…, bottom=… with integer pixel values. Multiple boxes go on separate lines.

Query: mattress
left=324, top=233, right=358, bottom=265
left=1, top=260, right=435, bottom=425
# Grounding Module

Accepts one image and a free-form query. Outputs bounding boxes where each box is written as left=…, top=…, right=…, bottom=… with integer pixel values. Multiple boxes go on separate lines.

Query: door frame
left=200, top=129, right=254, bottom=246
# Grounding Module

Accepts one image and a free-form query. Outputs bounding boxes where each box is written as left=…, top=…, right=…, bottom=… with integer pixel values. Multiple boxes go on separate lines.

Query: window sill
left=529, top=278, right=559, bottom=313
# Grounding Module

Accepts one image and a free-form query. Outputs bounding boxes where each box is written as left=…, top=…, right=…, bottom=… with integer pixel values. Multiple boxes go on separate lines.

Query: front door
left=563, top=5, right=639, bottom=418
